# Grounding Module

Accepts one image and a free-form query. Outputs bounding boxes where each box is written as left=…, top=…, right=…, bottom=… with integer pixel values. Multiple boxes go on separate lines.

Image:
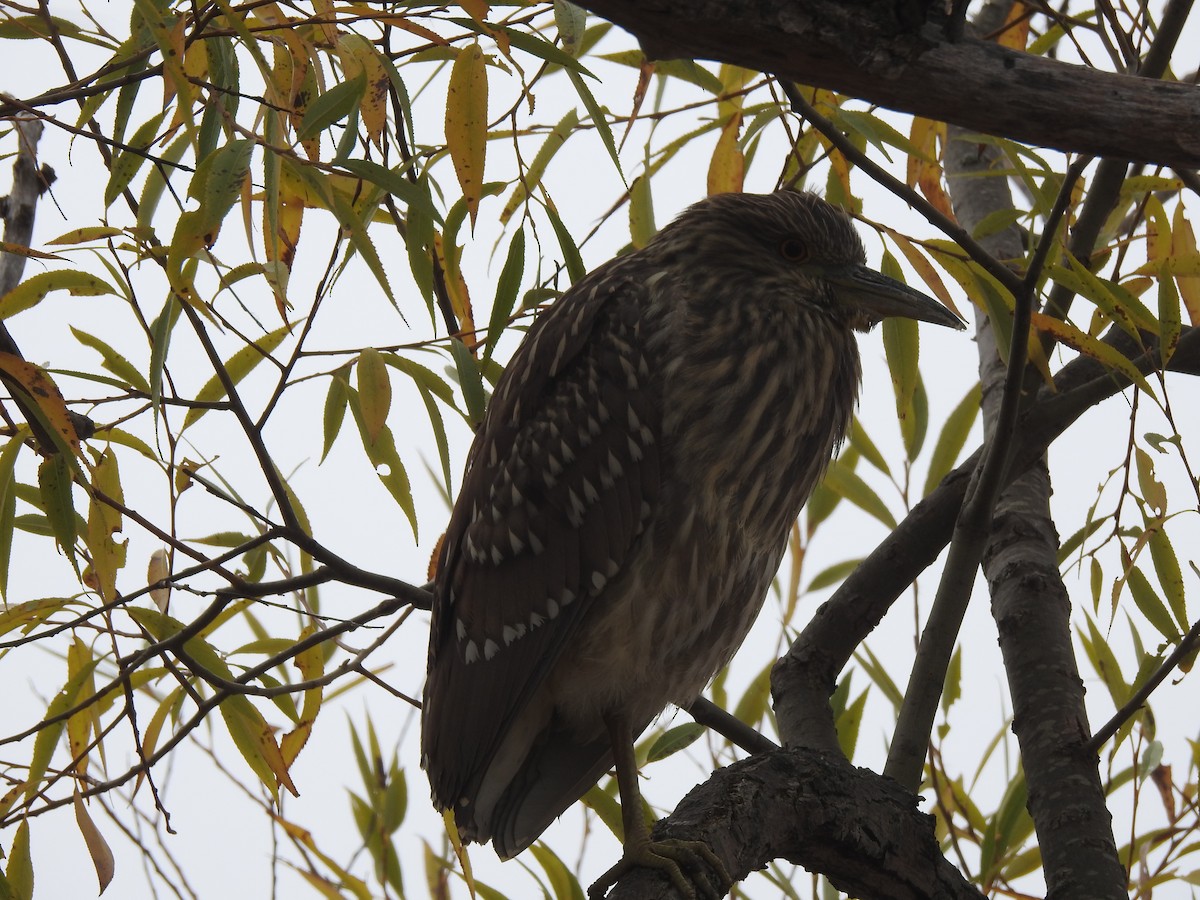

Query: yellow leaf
left=67, top=638, right=97, bottom=777
left=0, top=354, right=81, bottom=455
left=433, top=230, right=476, bottom=345
left=1170, top=204, right=1200, bottom=325
left=1031, top=311, right=1154, bottom=395
left=996, top=1, right=1031, bottom=50
left=356, top=348, right=392, bottom=445
left=707, top=109, right=744, bottom=195
left=907, top=118, right=954, bottom=218
left=339, top=34, right=390, bottom=149
left=280, top=625, right=326, bottom=767
left=445, top=43, right=488, bottom=226
left=86, top=449, right=126, bottom=602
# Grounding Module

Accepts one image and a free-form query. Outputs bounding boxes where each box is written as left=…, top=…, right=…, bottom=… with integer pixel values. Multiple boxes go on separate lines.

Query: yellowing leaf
left=356, top=348, right=392, bottom=445
left=0, top=354, right=81, bottom=455
left=1030, top=312, right=1154, bottom=396
left=127, top=608, right=299, bottom=798
left=182, top=324, right=292, bottom=430
left=86, top=449, right=126, bottom=602
left=996, top=1, right=1031, bottom=49
left=338, top=34, right=390, bottom=149
left=1170, top=205, right=1200, bottom=325
left=0, top=270, right=115, bottom=320
left=280, top=625, right=326, bottom=768
left=907, top=118, right=953, bottom=218
left=66, top=637, right=97, bottom=777
left=707, top=109, right=743, bottom=195
left=445, top=43, right=488, bottom=226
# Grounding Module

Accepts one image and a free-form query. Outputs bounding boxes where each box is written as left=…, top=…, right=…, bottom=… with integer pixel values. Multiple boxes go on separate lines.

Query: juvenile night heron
left=422, top=191, right=963, bottom=896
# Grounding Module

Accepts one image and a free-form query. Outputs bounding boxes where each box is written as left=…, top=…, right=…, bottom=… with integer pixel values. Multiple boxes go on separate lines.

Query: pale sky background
left=2, top=3, right=1198, bottom=898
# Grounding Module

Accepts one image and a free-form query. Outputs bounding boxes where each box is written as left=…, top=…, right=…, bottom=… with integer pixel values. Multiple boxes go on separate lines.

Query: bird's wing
left=423, top=264, right=661, bottom=812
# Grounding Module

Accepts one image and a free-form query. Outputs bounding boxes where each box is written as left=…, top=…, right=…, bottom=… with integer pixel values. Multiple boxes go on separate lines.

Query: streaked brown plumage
left=422, top=191, right=963, bottom=893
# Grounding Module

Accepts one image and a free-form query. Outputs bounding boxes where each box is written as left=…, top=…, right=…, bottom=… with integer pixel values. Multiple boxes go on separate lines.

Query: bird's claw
left=587, top=838, right=729, bottom=899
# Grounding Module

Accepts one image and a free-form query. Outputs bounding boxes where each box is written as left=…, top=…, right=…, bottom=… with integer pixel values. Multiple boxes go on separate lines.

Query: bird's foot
left=587, top=838, right=729, bottom=899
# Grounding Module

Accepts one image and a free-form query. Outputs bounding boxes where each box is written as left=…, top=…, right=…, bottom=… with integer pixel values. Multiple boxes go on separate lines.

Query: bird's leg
left=586, top=712, right=730, bottom=899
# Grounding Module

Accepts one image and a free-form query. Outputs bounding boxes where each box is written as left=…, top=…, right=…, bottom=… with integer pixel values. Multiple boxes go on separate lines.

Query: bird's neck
left=657, top=296, right=861, bottom=538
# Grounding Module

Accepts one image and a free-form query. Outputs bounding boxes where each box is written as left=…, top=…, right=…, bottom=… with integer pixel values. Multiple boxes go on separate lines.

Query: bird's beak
left=826, top=264, right=966, bottom=330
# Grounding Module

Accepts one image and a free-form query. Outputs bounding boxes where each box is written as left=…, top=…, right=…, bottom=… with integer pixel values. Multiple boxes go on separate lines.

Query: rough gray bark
left=932, top=2, right=1127, bottom=895
left=579, top=0, right=1200, bottom=168
left=944, top=126, right=1126, bottom=898
left=607, top=749, right=985, bottom=900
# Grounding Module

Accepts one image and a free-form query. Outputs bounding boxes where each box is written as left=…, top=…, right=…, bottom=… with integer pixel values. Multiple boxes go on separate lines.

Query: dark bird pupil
left=781, top=238, right=807, bottom=260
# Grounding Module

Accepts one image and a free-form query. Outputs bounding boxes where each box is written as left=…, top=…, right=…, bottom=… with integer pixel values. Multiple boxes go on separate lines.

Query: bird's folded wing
left=423, top=267, right=662, bottom=807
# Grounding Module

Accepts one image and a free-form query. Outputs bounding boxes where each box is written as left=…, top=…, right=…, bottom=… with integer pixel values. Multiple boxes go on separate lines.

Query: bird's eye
left=779, top=237, right=809, bottom=261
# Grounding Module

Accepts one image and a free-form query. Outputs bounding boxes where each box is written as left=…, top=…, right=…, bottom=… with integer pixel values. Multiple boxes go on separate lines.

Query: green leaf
left=1147, top=526, right=1186, bottom=631
left=581, top=784, right=624, bottom=842
left=854, top=645, right=903, bottom=708
left=450, top=338, right=486, bottom=426
left=183, top=324, right=292, bottom=430
left=544, top=201, right=586, bottom=284
left=148, top=294, right=181, bottom=420
left=628, top=173, right=656, bottom=250
left=806, top=558, right=862, bottom=592
left=70, top=327, right=151, bottom=393
left=500, top=110, right=578, bottom=225
left=0, top=436, right=22, bottom=598
left=820, top=459, right=896, bottom=529
left=847, top=417, right=889, bottom=476
left=38, top=455, right=77, bottom=565
left=980, top=775, right=1033, bottom=885
left=199, top=139, right=255, bottom=234
left=1127, top=566, right=1180, bottom=641
left=942, top=646, right=962, bottom=714
left=485, top=229, right=526, bottom=360
left=566, top=68, right=621, bottom=178
left=347, top=388, right=418, bottom=540
left=732, top=660, right=773, bottom=727
left=1135, top=447, right=1167, bottom=516
left=127, top=607, right=297, bottom=799
left=321, top=372, right=349, bottom=464
left=646, top=722, right=706, bottom=762
left=26, top=656, right=98, bottom=806
left=105, top=111, right=167, bottom=207
left=331, top=192, right=397, bottom=308
left=337, top=158, right=443, bottom=225
left=4, top=820, right=32, bottom=900
left=835, top=688, right=868, bottom=760
left=528, top=843, right=585, bottom=900
left=923, top=383, right=981, bottom=496
left=298, top=73, right=366, bottom=141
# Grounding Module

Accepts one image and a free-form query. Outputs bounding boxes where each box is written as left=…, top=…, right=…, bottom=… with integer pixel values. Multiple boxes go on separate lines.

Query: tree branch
left=606, top=749, right=985, bottom=900
left=578, top=0, right=1200, bottom=167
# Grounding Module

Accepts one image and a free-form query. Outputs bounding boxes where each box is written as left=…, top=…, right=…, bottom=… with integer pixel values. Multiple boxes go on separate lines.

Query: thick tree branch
left=943, top=36, right=1124, bottom=888
left=606, top=749, right=985, bottom=900
left=579, top=0, right=1200, bottom=168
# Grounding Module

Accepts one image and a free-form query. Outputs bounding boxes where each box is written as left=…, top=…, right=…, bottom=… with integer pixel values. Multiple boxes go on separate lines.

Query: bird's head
left=646, top=191, right=966, bottom=333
